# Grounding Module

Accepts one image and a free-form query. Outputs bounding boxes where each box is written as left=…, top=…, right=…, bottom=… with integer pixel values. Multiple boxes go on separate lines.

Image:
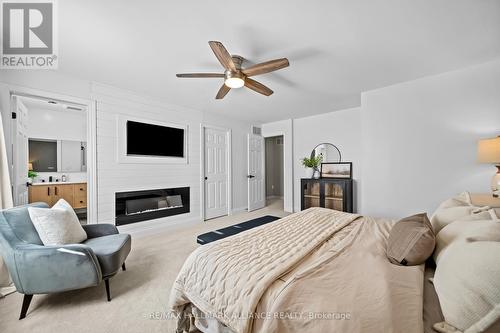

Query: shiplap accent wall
left=91, top=83, right=251, bottom=229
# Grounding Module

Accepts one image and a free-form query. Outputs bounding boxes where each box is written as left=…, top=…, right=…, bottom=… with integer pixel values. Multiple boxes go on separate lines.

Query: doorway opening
left=12, top=94, right=89, bottom=224
left=264, top=136, right=284, bottom=211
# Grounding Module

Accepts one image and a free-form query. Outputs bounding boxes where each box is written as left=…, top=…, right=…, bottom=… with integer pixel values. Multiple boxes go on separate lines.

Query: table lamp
left=28, top=162, right=33, bottom=171
left=478, top=136, right=500, bottom=197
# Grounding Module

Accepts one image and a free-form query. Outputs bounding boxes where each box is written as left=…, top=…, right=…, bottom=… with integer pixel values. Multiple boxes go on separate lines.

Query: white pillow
left=434, top=241, right=500, bottom=333
left=433, top=209, right=500, bottom=265
left=28, top=199, right=87, bottom=245
left=430, top=192, right=489, bottom=233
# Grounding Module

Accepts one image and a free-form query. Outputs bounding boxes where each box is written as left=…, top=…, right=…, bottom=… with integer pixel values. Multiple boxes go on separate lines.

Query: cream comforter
left=169, top=208, right=424, bottom=333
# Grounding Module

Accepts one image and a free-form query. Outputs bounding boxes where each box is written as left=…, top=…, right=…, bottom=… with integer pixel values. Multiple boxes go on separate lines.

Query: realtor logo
left=1, top=0, right=58, bottom=69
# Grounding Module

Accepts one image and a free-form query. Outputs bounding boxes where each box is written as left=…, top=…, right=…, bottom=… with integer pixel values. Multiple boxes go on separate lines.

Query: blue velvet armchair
left=0, top=203, right=131, bottom=319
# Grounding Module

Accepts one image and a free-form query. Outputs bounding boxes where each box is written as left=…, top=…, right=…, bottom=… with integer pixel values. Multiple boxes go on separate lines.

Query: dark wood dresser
left=301, top=178, right=353, bottom=213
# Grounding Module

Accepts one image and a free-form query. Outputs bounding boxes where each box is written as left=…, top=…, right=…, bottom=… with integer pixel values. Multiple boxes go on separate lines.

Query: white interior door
left=12, top=96, right=29, bottom=206
left=247, top=134, right=265, bottom=211
left=204, top=127, right=228, bottom=220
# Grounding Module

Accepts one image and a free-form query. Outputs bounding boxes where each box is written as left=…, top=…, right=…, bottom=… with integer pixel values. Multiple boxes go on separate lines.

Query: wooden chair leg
left=104, top=279, right=111, bottom=302
left=122, top=262, right=126, bottom=271
left=19, top=294, right=33, bottom=320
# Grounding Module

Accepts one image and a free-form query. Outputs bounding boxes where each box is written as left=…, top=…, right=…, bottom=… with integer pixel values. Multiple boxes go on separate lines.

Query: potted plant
left=301, top=155, right=322, bottom=178
left=28, top=170, right=37, bottom=184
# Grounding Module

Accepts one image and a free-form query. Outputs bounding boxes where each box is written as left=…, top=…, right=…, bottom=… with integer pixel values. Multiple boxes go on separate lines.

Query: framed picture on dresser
left=321, top=162, right=352, bottom=179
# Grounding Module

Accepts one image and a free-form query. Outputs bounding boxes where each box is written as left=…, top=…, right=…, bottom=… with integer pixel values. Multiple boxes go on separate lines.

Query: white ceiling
left=57, top=0, right=500, bottom=123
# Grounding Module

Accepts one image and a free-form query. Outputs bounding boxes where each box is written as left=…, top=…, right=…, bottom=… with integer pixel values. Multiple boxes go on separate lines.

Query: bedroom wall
left=292, top=107, right=362, bottom=212
left=361, top=59, right=500, bottom=218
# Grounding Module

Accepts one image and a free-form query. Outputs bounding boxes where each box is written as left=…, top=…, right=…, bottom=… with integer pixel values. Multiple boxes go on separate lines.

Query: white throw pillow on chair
left=28, top=199, right=87, bottom=245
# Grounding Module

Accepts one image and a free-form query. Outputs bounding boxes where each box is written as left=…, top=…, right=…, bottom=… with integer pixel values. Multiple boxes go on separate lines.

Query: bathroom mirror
left=29, top=139, right=87, bottom=173
left=28, top=139, right=57, bottom=172
left=310, top=143, right=342, bottom=164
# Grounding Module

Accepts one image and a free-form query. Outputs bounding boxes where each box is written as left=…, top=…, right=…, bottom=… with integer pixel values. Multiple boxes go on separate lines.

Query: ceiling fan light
left=225, top=77, right=245, bottom=89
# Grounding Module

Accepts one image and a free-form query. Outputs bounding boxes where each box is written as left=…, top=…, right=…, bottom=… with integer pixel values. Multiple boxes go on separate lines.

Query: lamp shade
left=478, top=137, right=500, bottom=164
left=28, top=163, right=33, bottom=171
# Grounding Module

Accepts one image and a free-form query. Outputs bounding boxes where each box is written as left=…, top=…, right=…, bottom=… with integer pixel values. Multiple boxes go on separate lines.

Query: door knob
left=204, top=177, right=208, bottom=180
left=247, top=175, right=255, bottom=178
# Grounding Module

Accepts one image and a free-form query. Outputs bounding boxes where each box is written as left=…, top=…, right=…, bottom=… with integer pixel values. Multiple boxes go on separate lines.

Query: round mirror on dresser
left=310, top=143, right=342, bottom=163
left=310, top=143, right=342, bottom=178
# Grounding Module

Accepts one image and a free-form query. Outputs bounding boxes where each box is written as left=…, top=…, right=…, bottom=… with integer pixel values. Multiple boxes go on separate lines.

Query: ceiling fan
left=176, top=41, right=290, bottom=99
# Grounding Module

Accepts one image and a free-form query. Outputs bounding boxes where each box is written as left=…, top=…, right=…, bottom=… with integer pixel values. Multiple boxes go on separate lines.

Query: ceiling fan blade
left=215, top=84, right=231, bottom=99
left=242, top=58, right=289, bottom=77
left=244, top=78, right=273, bottom=96
left=176, top=73, right=224, bottom=78
left=209, top=41, right=236, bottom=72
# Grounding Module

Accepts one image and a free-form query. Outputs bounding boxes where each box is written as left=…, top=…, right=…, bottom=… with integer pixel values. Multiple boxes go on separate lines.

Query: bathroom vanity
left=29, top=182, right=87, bottom=209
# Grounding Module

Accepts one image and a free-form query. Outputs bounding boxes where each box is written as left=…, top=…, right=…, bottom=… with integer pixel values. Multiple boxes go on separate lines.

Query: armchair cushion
left=83, top=234, right=131, bottom=277
left=14, top=243, right=102, bottom=294
left=28, top=199, right=87, bottom=245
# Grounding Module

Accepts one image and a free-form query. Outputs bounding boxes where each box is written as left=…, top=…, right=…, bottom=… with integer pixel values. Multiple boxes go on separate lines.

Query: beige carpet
left=0, top=200, right=288, bottom=333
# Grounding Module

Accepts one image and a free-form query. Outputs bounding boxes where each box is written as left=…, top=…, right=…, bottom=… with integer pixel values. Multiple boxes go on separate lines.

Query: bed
left=169, top=208, right=424, bottom=333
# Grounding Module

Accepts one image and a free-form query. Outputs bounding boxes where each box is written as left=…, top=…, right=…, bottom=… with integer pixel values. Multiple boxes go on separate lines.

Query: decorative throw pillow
left=434, top=241, right=500, bottom=333
left=387, top=213, right=435, bottom=266
left=430, top=192, right=489, bottom=233
left=28, top=199, right=87, bottom=245
left=433, top=210, right=500, bottom=265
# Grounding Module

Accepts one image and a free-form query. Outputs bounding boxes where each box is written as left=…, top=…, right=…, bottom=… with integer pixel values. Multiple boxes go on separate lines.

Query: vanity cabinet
left=301, top=178, right=353, bottom=213
left=29, top=185, right=55, bottom=206
left=72, top=184, right=87, bottom=209
left=29, top=183, right=87, bottom=209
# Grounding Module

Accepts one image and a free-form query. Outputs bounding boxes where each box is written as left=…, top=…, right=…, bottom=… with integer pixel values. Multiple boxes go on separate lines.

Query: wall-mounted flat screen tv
left=126, top=121, right=184, bottom=157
